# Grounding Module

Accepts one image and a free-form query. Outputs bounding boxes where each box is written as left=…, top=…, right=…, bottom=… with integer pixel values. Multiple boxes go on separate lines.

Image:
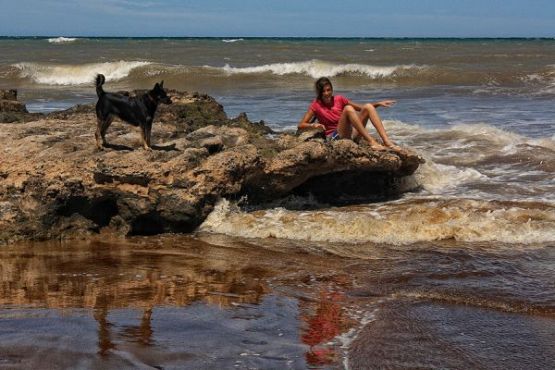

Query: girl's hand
left=377, top=100, right=396, bottom=108
left=311, top=123, right=326, bottom=130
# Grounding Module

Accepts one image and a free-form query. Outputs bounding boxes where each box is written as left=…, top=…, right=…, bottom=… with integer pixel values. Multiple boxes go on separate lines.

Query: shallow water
left=0, top=238, right=317, bottom=369
left=0, top=237, right=553, bottom=369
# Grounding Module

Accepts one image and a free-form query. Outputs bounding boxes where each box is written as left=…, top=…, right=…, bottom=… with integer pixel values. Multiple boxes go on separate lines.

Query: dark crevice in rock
left=241, top=171, right=422, bottom=209
left=56, top=196, right=119, bottom=228
left=130, top=212, right=166, bottom=236
left=129, top=212, right=197, bottom=236
left=291, top=171, right=421, bottom=205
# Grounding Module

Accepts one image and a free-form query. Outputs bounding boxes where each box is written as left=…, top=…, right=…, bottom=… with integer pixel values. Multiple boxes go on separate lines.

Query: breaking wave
left=386, top=120, right=555, bottom=200
left=222, top=38, right=244, bottom=43
left=199, top=199, right=555, bottom=246
left=47, top=37, right=77, bottom=44
left=12, top=61, right=151, bottom=85
left=212, top=60, right=423, bottom=79
left=8, top=59, right=555, bottom=91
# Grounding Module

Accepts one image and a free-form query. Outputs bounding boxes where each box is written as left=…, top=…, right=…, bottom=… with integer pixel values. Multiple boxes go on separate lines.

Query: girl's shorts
left=327, top=130, right=340, bottom=141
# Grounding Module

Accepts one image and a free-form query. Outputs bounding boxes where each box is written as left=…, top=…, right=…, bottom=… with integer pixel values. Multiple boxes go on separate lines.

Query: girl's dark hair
left=315, top=77, right=332, bottom=101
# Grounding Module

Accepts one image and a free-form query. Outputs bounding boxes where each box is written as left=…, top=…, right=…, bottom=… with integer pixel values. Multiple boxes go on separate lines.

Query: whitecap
left=12, top=60, right=151, bottom=85
left=207, top=60, right=424, bottom=79
left=47, top=37, right=77, bottom=44
left=415, top=161, right=487, bottom=193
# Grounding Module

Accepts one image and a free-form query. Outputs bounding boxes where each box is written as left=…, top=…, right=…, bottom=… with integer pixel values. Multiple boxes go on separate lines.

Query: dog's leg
left=141, top=118, right=153, bottom=150
left=145, top=119, right=153, bottom=150
left=95, top=117, right=104, bottom=150
left=140, top=124, right=148, bottom=150
left=100, top=116, right=113, bottom=148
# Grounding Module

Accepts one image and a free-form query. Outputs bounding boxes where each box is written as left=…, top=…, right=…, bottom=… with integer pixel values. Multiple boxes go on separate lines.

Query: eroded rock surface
left=0, top=89, right=423, bottom=243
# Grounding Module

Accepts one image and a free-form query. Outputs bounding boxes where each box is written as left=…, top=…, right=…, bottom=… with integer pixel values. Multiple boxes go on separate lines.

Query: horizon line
left=2, top=35, right=554, bottom=40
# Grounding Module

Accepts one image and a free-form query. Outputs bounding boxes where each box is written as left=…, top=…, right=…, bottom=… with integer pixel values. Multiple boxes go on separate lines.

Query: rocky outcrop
left=0, top=89, right=423, bottom=244
left=247, top=134, right=421, bottom=203
left=0, top=89, right=44, bottom=123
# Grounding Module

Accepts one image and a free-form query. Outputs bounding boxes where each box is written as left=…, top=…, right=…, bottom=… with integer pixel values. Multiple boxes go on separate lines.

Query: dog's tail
left=95, top=74, right=106, bottom=97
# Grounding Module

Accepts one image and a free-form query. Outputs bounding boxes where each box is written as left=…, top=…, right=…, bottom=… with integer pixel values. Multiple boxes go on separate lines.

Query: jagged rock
left=0, top=90, right=423, bottom=244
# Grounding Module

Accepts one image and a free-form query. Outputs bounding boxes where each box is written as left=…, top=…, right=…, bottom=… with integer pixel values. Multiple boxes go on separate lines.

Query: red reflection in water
left=302, top=291, right=345, bottom=366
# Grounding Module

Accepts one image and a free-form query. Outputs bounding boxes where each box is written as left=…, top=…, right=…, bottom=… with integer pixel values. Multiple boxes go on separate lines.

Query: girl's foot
left=369, top=142, right=387, bottom=151
left=361, top=135, right=386, bottom=151
left=384, top=142, right=403, bottom=152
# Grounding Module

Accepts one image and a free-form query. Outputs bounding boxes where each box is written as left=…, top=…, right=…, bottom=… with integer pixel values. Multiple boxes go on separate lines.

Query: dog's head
left=151, top=81, right=172, bottom=105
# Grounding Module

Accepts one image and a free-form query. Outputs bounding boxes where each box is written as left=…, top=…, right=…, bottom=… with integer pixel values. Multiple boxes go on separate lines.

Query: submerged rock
left=0, top=90, right=423, bottom=244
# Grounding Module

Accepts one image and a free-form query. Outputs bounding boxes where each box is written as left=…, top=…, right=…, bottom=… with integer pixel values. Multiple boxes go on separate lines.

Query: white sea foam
left=443, top=123, right=555, bottom=153
left=524, top=65, right=555, bottom=95
left=212, top=60, right=422, bottom=79
left=336, top=307, right=379, bottom=370
left=523, top=73, right=544, bottom=83
left=394, top=120, right=554, bottom=159
left=517, top=137, right=555, bottom=152
left=388, top=121, right=555, bottom=195
left=540, top=66, right=555, bottom=94
left=415, top=161, right=487, bottom=193
left=47, top=37, right=77, bottom=44
left=222, top=38, right=244, bottom=43
left=199, top=199, right=555, bottom=246
left=13, top=61, right=151, bottom=85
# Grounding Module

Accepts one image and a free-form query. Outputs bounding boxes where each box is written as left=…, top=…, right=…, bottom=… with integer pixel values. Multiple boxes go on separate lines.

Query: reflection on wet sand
left=0, top=238, right=271, bottom=359
left=301, top=291, right=349, bottom=366
left=94, top=307, right=115, bottom=356
left=94, top=307, right=153, bottom=356
left=0, top=239, right=268, bottom=310
left=0, top=236, right=353, bottom=369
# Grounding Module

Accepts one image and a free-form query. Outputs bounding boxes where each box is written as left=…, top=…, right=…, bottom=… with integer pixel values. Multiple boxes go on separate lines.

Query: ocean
left=0, top=37, right=554, bottom=369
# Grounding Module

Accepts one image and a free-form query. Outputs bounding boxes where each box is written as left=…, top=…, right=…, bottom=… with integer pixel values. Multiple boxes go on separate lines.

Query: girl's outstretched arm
left=347, top=99, right=396, bottom=110
left=374, top=99, right=396, bottom=108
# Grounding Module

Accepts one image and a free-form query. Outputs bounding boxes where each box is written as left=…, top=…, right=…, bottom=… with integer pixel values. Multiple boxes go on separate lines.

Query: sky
left=1, top=0, right=554, bottom=37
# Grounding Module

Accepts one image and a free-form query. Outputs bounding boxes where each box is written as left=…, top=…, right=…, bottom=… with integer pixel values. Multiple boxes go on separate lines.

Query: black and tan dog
left=95, top=74, right=172, bottom=150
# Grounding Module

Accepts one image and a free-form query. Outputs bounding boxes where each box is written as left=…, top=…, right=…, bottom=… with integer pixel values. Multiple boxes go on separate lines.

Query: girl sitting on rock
left=298, top=77, right=400, bottom=151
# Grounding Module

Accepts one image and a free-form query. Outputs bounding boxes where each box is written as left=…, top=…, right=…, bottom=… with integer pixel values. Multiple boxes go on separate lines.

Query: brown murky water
left=1, top=235, right=554, bottom=369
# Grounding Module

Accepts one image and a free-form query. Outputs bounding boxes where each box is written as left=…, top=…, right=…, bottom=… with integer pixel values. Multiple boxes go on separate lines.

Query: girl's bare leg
left=355, top=104, right=398, bottom=147
left=337, top=106, right=384, bottom=149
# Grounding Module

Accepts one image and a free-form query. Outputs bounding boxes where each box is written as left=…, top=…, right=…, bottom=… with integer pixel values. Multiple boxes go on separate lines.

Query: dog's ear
left=159, top=80, right=164, bottom=88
